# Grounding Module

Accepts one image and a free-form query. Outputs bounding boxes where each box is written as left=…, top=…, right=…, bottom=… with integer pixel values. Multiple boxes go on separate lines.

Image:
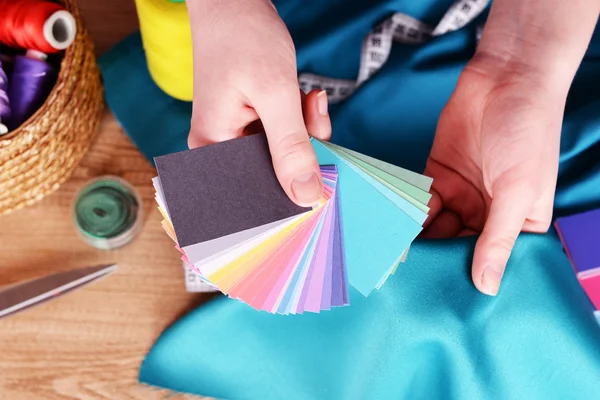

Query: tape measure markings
left=298, top=0, right=490, bottom=104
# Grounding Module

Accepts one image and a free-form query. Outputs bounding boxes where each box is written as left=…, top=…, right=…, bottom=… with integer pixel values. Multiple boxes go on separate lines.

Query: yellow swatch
left=157, top=206, right=174, bottom=229
left=208, top=209, right=321, bottom=291
left=219, top=214, right=319, bottom=295
left=161, top=219, right=177, bottom=243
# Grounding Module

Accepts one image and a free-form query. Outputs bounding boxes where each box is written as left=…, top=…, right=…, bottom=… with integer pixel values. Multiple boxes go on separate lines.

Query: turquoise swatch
left=311, top=139, right=423, bottom=296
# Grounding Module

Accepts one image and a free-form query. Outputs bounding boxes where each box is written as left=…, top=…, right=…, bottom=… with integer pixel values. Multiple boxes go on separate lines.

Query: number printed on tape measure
left=298, top=0, right=490, bottom=104
left=184, top=264, right=219, bottom=293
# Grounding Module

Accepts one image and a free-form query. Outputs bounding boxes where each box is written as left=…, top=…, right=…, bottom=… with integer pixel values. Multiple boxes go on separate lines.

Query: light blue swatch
left=277, top=213, right=325, bottom=314
left=311, top=139, right=424, bottom=296
left=288, top=204, right=329, bottom=314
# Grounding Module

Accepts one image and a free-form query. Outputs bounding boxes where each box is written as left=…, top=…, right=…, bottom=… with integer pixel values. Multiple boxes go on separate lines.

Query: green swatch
left=323, top=141, right=433, bottom=191
left=326, top=145, right=431, bottom=212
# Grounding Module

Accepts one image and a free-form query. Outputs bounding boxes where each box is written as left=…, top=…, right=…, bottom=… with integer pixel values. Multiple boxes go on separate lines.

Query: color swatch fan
left=153, top=134, right=433, bottom=314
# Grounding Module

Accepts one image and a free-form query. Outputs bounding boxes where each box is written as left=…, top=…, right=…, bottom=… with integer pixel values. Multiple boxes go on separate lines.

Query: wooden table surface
left=0, top=2, right=212, bottom=398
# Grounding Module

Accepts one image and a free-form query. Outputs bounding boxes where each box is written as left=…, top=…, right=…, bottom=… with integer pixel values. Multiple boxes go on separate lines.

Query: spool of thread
left=73, top=176, right=143, bottom=250
left=6, top=49, right=56, bottom=130
left=0, top=0, right=77, bottom=53
left=134, top=0, right=193, bottom=101
left=0, top=58, right=10, bottom=135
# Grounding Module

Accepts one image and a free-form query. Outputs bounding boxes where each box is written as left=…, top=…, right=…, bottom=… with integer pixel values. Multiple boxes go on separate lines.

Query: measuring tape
left=183, top=262, right=219, bottom=293
left=298, top=0, right=489, bottom=103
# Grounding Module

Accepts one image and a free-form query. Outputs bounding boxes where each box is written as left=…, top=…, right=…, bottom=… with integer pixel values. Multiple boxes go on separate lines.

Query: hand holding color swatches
left=153, top=134, right=433, bottom=314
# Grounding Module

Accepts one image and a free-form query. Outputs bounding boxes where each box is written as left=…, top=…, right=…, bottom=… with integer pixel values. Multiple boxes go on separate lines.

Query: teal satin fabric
left=98, top=0, right=600, bottom=398
left=140, top=234, right=600, bottom=399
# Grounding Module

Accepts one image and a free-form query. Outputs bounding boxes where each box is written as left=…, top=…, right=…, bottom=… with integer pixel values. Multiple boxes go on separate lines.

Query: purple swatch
left=320, top=198, right=337, bottom=310
left=320, top=164, right=337, bottom=172
left=555, top=208, right=600, bottom=273
left=299, top=165, right=339, bottom=312
left=301, top=193, right=337, bottom=313
left=297, top=253, right=318, bottom=312
left=321, top=163, right=342, bottom=308
left=331, top=186, right=348, bottom=307
left=338, top=184, right=350, bottom=306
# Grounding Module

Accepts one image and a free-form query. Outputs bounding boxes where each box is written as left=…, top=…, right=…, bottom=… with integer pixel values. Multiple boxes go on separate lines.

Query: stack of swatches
left=555, top=209, right=600, bottom=320
left=153, top=133, right=433, bottom=314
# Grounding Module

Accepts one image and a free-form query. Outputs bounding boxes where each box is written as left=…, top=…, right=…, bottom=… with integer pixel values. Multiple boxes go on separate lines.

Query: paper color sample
left=154, top=134, right=310, bottom=247
left=157, top=164, right=346, bottom=314
left=578, top=271, right=600, bottom=309
left=325, top=143, right=431, bottom=209
left=324, top=141, right=433, bottom=191
left=555, top=207, right=600, bottom=316
left=320, top=146, right=428, bottom=225
left=555, top=209, right=600, bottom=273
left=311, top=139, right=424, bottom=296
left=154, top=134, right=434, bottom=314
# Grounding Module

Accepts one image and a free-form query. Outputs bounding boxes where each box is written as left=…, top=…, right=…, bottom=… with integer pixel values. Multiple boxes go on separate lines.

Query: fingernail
left=291, top=172, right=322, bottom=205
left=481, top=265, right=503, bottom=296
left=317, top=90, right=328, bottom=116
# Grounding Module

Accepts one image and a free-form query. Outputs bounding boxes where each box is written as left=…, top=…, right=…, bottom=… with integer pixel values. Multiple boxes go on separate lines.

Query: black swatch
left=154, top=134, right=310, bottom=247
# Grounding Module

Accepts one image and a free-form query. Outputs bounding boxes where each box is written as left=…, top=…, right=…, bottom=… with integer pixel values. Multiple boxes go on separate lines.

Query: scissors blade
left=0, top=264, right=118, bottom=320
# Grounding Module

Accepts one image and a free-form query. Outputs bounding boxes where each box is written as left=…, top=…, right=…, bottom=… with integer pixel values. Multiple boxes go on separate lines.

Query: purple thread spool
left=0, top=57, right=9, bottom=135
left=7, top=50, right=56, bottom=131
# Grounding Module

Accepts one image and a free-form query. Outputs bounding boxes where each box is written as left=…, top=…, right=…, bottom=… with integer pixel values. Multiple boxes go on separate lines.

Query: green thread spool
left=73, top=176, right=143, bottom=250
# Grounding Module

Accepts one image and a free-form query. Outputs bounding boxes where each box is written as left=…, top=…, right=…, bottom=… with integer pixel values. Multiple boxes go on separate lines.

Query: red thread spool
left=0, top=0, right=77, bottom=53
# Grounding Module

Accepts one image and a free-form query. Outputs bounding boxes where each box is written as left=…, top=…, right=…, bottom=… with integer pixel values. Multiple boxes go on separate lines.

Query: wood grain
left=78, top=0, right=139, bottom=56
left=0, top=111, right=214, bottom=399
left=0, top=1, right=212, bottom=398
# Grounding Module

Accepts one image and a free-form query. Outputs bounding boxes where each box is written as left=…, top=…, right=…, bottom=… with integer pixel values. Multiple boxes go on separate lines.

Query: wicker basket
left=0, top=0, right=104, bottom=216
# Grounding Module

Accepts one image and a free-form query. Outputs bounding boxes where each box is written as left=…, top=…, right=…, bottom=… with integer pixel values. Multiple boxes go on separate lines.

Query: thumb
left=302, top=90, right=332, bottom=141
left=253, top=84, right=323, bottom=207
left=472, top=180, right=532, bottom=296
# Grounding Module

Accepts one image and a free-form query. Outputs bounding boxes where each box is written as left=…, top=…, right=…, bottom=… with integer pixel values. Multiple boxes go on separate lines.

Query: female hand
left=423, top=0, right=599, bottom=295
left=423, top=56, right=562, bottom=296
left=186, top=0, right=331, bottom=206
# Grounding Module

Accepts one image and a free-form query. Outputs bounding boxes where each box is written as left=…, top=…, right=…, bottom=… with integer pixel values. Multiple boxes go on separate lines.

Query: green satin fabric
left=95, top=0, right=600, bottom=397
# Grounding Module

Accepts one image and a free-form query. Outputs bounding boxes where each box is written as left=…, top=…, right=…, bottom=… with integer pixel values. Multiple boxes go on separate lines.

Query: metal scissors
left=0, top=264, right=117, bottom=320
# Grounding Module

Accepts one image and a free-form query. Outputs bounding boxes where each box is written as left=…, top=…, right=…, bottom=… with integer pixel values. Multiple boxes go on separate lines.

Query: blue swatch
left=323, top=143, right=429, bottom=225
left=311, top=139, right=423, bottom=296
